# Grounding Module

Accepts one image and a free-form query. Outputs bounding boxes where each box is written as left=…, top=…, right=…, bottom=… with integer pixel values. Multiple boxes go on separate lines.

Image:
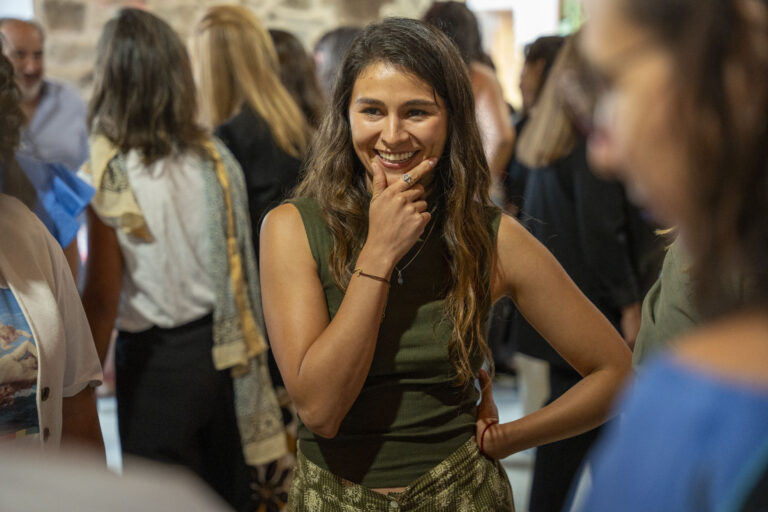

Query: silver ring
left=402, top=173, right=413, bottom=186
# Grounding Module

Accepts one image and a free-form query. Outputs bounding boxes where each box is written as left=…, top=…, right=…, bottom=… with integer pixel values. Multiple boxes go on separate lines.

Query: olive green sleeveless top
left=288, top=197, right=501, bottom=488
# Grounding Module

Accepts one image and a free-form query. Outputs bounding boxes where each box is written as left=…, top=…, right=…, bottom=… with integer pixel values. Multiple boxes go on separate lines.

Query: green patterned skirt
left=287, top=437, right=515, bottom=511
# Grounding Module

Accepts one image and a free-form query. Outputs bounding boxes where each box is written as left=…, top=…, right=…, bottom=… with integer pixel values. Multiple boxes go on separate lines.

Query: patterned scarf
left=82, top=135, right=286, bottom=465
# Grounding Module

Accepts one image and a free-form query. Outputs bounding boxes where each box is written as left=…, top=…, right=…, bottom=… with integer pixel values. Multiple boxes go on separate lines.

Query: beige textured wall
left=34, top=0, right=435, bottom=95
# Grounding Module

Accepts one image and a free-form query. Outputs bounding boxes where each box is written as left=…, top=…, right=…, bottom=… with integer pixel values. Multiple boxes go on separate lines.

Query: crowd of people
left=0, top=0, right=766, bottom=511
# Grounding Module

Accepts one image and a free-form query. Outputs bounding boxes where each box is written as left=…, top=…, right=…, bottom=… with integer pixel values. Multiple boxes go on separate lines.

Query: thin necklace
left=394, top=207, right=438, bottom=286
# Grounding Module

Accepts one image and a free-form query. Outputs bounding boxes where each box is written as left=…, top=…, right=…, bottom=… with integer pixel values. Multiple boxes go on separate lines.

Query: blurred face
left=0, top=21, right=44, bottom=103
left=349, top=61, right=448, bottom=190
left=581, top=0, right=691, bottom=227
left=519, top=58, right=544, bottom=113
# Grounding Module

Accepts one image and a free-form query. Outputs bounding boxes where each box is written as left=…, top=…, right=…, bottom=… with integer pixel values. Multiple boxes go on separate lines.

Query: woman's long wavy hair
left=621, top=0, right=768, bottom=317
left=88, top=8, right=206, bottom=164
left=191, top=5, right=309, bottom=158
left=294, top=17, right=497, bottom=386
left=0, top=41, right=35, bottom=207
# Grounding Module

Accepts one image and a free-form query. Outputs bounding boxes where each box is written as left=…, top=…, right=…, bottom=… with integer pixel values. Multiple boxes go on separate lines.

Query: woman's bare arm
left=80, top=208, right=123, bottom=365
left=479, top=214, right=632, bottom=458
left=62, top=386, right=104, bottom=454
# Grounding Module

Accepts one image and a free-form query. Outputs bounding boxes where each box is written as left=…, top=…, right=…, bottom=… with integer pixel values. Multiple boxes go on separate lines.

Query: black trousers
left=115, top=314, right=250, bottom=511
left=528, top=363, right=601, bottom=512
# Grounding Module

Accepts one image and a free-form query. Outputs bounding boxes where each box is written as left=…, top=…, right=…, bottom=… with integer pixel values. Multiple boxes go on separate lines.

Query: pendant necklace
left=394, top=207, right=438, bottom=286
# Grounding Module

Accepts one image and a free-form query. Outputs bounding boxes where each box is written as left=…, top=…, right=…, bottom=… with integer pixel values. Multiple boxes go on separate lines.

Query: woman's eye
left=362, top=107, right=382, bottom=116
left=407, top=109, right=428, bottom=118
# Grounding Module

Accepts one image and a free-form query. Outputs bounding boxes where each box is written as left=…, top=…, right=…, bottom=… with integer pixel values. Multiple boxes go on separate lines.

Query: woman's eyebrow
left=353, top=98, right=438, bottom=107
left=354, top=97, right=384, bottom=105
left=403, top=99, right=438, bottom=107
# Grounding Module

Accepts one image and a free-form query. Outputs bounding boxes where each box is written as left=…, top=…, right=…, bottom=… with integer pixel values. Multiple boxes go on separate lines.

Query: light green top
left=634, top=240, right=700, bottom=367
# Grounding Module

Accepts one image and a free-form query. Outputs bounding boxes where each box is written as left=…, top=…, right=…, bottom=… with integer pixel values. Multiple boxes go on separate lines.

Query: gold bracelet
left=353, top=268, right=390, bottom=287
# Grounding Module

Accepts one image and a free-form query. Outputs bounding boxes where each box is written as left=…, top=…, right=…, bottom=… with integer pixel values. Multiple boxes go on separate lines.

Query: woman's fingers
left=398, top=157, right=438, bottom=192
left=400, top=184, right=426, bottom=202
left=477, top=369, right=499, bottom=420
left=410, top=200, right=428, bottom=213
left=371, top=160, right=388, bottom=198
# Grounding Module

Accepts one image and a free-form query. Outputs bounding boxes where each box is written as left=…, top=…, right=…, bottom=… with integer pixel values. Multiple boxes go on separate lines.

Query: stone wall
left=35, top=0, right=435, bottom=95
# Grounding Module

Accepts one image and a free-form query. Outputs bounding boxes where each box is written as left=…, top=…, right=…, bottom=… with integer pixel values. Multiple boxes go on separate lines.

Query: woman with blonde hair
left=191, top=5, right=309, bottom=257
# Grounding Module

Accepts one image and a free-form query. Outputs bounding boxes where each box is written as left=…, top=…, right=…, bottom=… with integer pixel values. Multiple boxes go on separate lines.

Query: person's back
left=215, top=106, right=302, bottom=258
left=108, top=148, right=215, bottom=331
left=80, top=9, right=285, bottom=509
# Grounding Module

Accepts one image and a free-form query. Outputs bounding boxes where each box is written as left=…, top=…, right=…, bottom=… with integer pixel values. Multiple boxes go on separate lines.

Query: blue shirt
left=18, top=79, right=89, bottom=172
left=583, top=357, right=768, bottom=512
left=0, top=155, right=94, bottom=247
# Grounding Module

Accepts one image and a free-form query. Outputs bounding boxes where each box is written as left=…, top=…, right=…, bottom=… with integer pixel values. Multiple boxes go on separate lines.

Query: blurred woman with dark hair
left=80, top=9, right=285, bottom=509
left=577, top=0, right=768, bottom=509
left=422, top=1, right=515, bottom=205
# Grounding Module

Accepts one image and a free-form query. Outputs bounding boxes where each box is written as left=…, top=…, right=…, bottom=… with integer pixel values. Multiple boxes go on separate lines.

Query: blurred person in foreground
left=0, top=18, right=88, bottom=172
left=576, top=0, right=768, bottom=509
left=260, top=17, right=631, bottom=510
left=0, top=45, right=102, bottom=455
left=81, top=9, right=285, bottom=510
left=0, top=447, right=231, bottom=511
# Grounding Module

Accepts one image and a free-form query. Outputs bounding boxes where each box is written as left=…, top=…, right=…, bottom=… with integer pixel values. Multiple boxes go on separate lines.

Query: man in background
left=0, top=18, right=88, bottom=171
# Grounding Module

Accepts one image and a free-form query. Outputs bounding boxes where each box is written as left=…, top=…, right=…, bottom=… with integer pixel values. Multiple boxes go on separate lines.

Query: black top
left=513, top=142, right=661, bottom=367
left=215, top=105, right=303, bottom=258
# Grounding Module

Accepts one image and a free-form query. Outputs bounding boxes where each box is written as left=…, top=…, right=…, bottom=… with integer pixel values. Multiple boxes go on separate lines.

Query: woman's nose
left=381, top=116, right=408, bottom=146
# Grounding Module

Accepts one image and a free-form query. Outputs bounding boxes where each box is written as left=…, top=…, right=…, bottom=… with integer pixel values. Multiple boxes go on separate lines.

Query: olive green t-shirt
left=633, top=240, right=700, bottom=367
left=288, top=197, right=501, bottom=487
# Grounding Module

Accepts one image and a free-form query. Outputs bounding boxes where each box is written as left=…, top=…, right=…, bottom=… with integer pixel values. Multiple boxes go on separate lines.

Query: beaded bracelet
left=479, top=418, right=499, bottom=457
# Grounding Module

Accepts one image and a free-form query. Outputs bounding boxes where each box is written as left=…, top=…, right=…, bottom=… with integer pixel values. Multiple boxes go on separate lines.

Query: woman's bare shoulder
left=259, top=202, right=313, bottom=258
left=261, top=202, right=302, bottom=234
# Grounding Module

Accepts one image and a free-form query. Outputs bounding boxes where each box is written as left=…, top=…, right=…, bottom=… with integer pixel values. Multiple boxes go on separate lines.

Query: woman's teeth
left=378, top=151, right=417, bottom=163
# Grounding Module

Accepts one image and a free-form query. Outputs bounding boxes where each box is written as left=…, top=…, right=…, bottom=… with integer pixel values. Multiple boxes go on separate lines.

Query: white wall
left=0, top=0, right=35, bottom=19
left=468, top=0, right=560, bottom=46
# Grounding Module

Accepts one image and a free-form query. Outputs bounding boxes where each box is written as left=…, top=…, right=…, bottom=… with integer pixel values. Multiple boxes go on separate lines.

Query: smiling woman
left=349, top=61, right=447, bottom=189
left=260, top=16, right=631, bottom=511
